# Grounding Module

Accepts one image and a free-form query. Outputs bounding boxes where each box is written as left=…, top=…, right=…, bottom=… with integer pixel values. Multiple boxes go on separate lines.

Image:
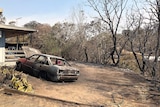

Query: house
left=0, top=24, right=36, bottom=66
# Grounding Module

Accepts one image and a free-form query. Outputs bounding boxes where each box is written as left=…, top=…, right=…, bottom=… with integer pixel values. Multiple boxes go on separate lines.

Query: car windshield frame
left=35, top=55, right=49, bottom=65
left=27, top=54, right=39, bottom=62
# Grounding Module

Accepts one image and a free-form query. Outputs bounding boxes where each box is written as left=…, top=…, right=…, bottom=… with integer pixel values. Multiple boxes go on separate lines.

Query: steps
left=5, top=46, right=41, bottom=62
left=5, top=50, right=25, bottom=62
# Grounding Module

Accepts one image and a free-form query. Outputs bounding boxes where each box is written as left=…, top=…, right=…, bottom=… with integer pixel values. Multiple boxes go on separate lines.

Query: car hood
left=54, top=65, right=79, bottom=71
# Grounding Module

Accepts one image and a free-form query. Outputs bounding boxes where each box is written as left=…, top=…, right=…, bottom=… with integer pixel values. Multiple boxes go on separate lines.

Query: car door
left=23, top=54, right=39, bottom=74
left=32, top=55, right=49, bottom=77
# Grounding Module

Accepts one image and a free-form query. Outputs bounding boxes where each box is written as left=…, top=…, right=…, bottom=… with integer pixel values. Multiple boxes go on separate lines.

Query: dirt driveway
left=0, top=62, right=159, bottom=107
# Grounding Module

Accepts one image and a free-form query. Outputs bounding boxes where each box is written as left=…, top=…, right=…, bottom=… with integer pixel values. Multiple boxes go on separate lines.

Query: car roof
left=33, top=54, right=65, bottom=60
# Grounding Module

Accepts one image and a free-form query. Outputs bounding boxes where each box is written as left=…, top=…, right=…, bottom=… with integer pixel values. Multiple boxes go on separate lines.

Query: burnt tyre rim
left=16, top=63, right=22, bottom=71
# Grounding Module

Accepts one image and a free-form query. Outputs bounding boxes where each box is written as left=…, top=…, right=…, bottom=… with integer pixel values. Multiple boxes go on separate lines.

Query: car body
left=16, top=54, right=80, bottom=81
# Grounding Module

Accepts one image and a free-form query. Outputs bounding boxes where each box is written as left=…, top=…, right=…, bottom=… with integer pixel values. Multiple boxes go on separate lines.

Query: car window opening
left=51, top=58, right=65, bottom=66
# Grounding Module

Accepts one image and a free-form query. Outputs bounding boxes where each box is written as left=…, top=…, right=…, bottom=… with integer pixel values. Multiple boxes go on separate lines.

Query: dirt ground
left=0, top=62, right=160, bottom=107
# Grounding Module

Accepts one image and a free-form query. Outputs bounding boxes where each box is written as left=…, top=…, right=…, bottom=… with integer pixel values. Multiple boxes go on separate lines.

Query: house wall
left=0, top=30, right=5, bottom=65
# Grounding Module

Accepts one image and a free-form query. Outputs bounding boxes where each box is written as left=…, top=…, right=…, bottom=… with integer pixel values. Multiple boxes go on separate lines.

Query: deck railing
left=5, top=49, right=25, bottom=62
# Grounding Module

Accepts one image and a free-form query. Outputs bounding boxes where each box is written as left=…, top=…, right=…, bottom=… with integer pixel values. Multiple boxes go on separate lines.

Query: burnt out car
left=16, top=54, right=79, bottom=81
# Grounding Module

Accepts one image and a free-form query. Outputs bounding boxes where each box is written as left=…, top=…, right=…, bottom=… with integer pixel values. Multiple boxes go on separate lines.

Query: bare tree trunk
left=152, top=0, right=160, bottom=80
left=87, top=0, right=128, bottom=66
left=84, top=47, right=88, bottom=62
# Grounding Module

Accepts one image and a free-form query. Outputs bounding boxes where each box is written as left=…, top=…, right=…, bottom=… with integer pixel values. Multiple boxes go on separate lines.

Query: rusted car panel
left=16, top=54, right=80, bottom=81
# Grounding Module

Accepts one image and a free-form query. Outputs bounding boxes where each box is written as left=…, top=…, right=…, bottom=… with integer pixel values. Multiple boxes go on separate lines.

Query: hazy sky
left=0, top=0, right=88, bottom=26
left=0, top=0, right=145, bottom=28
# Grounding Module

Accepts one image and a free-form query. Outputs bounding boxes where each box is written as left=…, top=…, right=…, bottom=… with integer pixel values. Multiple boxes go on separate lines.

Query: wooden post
left=30, top=33, right=32, bottom=47
left=16, top=35, right=19, bottom=50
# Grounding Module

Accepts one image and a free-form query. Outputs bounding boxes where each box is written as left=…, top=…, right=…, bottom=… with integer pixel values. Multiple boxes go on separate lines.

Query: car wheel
left=39, top=71, right=47, bottom=80
left=16, top=62, right=22, bottom=71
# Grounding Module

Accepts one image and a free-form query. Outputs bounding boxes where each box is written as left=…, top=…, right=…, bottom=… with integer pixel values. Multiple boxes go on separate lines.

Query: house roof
left=0, top=24, right=37, bottom=38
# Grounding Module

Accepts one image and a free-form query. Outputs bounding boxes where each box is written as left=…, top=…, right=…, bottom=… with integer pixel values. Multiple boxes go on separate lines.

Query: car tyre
left=16, top=62, right=22, bottom=71
left=39, top=71, right=48, bottom=80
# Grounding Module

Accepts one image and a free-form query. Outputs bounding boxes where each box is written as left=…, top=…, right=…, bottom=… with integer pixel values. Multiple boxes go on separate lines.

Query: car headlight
left=76, top=71, right=79, bottom=74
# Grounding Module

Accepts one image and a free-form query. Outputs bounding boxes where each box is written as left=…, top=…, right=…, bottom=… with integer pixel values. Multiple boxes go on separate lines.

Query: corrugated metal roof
left=0, top=24, right=36, bottom=32
left=0, top=24, right=37, bottom=38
